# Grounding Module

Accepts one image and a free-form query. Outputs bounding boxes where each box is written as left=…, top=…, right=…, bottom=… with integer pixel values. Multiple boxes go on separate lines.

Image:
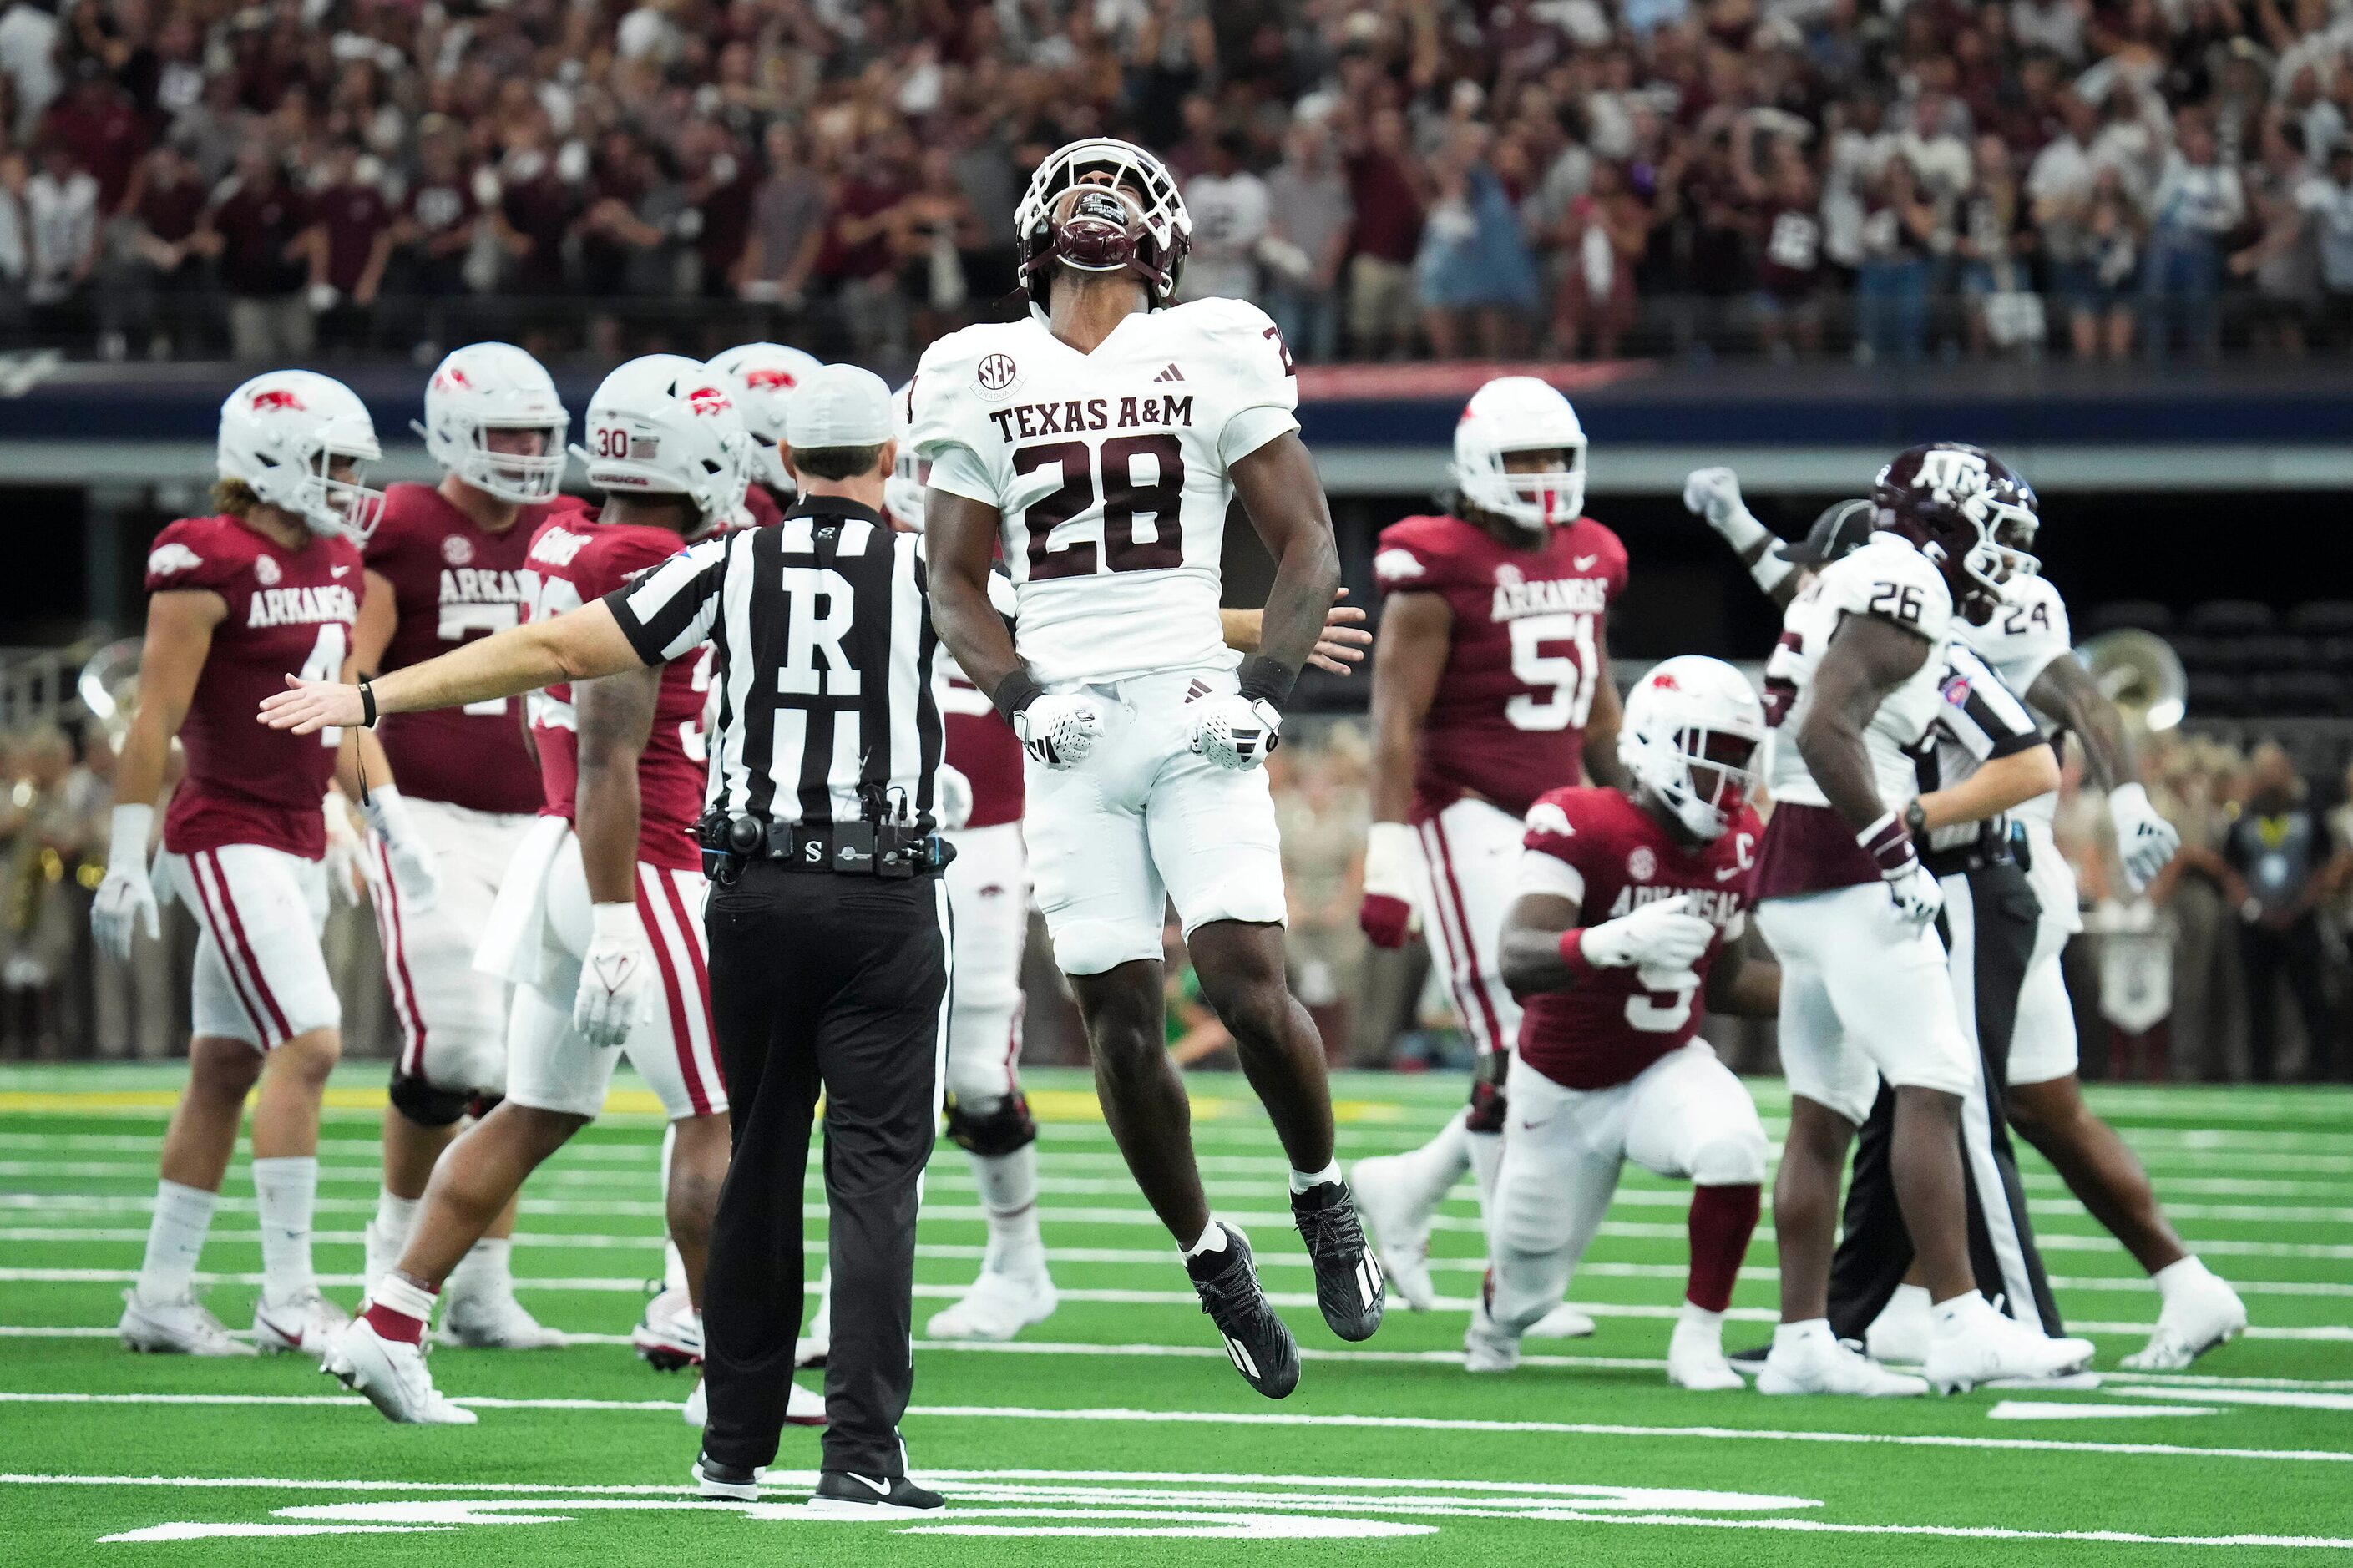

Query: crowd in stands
left=2, top=0, right=2353, bottom=362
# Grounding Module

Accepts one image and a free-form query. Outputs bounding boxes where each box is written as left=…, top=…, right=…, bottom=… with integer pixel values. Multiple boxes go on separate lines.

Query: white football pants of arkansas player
left=1025, top=665, right=1287, bottom=977
left=365, top=797, right=535, bottom=1097
left=1753, top=883, right=1976, bottom=1125
left=943, top=820, right=1029, bottom=1106
left=1409, top=797, right=1524, bottom=1063
left=481, top=819, right=727, bottom=1122
left=2007, top=818, right=2082, bottom=1087
left=1486, top=1043, right=1768, bottom=1333
left=164, top=844, right=337, bottom=1050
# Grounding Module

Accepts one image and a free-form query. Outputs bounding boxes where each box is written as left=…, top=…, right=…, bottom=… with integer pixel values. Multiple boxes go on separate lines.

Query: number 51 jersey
left=907, top=297, right=1300, bottom=687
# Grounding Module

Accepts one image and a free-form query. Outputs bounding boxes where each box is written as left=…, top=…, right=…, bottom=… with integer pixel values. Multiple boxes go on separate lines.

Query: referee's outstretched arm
left=259, top=598, right=652, bottom=735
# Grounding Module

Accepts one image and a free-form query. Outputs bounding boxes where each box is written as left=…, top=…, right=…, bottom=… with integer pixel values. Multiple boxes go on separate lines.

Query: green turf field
left=4, top=1061, right=2351, bottom=1564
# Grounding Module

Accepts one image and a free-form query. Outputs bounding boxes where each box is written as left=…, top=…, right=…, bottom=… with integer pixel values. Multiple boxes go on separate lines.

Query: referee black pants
left=1829, top=859, right=2062, bottom=1339
left=700, top=862, right=950, bottom=1476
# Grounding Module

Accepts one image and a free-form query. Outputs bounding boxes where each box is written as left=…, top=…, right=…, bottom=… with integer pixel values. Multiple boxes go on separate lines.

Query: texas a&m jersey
left=364, top=482, right=582, bottom=814
left=1956, top=571, right=2071, bottom=828
left=522, top=514, right=711, bottom=871
left=1516, top=786, right=1761, bottom=1090
left=145, top=515, right=361, bottom=859
left=1374, top=512, right=1627, bottom=820
left=907, top=297, right=1299, bottom=686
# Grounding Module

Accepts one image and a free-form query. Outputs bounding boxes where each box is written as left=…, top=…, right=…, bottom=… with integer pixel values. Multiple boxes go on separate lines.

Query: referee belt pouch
left=699, top=813, right=954, bottom=883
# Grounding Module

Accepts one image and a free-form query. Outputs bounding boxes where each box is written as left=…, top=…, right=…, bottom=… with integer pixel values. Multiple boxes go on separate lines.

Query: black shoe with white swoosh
left=1292, top=1178, right=1386, bottom=1342
left=1183, top=1222, right=1299, bottom=1399
left=808, top=1469, right=946, bottom=1517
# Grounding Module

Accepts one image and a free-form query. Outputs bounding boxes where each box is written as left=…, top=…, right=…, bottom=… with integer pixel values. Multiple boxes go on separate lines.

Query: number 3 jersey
left=362, top=482, right=582, bottom=815
left=144, top=514, right=362, bottom=860
left=906, top=297, right=1300, bottom=686
left=1373, top=511, right=1627, bottom=821
left=522, top=513, right=711, bottom=872
left=1516, top=786, right=1762, bottom=1090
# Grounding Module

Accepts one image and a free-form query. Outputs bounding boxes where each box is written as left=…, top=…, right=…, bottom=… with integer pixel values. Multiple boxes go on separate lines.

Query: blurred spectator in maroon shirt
left=1343, top=105, right=1424, bottom=357
left=195, top=139, right=311, bottom=360
left=38, top=64, right=149, bottom=211
left=681, top=119, right=754, bottom=297
left=825, top=129, right=915, bottom=354
left=1548, top=159, right=1650, bottom=358
left=103, top=139, right=209, bottom=357
left=1743, top=131, right=1826, bottom=357
left=490, top=117, right=577, bottom=306
left=394, top=121, right=478, bottom=300
left=301, top=140, right=394, bottom=352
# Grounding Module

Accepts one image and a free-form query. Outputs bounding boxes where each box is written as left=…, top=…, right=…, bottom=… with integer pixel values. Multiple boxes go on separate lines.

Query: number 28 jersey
left=907, top=298, right=1300, bottom=687
left=1373, top=512, right=1627, bottom=821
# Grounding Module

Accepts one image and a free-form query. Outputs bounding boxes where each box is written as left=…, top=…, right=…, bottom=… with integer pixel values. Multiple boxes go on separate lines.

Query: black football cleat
left=690, top=1451, right=760, bottom=1503
left=808, top=1470, right=946, bottom=1518
left=1185, top=1222, right=1300, bottom=1398
left=1293, top=1177, right=1386, bottom=1342
left=1727, top=1343, right=1770, bottom=1371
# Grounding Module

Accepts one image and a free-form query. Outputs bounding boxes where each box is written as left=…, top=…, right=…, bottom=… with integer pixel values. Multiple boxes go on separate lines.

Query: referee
left=258, top=363, right=953, bottom=1517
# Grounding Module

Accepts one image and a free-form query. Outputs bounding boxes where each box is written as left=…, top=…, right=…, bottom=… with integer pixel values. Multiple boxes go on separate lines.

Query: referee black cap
left=1779, top=498, right=1878, bottom=568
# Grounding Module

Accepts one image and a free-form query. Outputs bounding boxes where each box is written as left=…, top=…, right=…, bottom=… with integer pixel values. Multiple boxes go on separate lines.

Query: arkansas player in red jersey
left=92, top=371, right=396, bottom=1359
left=1352, top=377, right=1628, bottom=1321
left=323, top=356, right=792, bottom=1429
left=350, top=341, right=574, bottom=1350
left=1469, top=658, right=1779, bottom=1389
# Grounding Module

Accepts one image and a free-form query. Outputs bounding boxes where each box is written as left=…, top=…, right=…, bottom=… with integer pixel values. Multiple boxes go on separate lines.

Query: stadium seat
left=2249, top=670, right=2348, bottom=716
left=2086, top=601, right=2173, bottom=635
left=2183, top=600, right=2278, bottom=637
left=2237, top=634, right=2310, bottom=672
left=2287, top=602, right=2353, bottom=637
left=2185, top=670, right=2250, bottom=718
left=2164, top=635, right=2231, bottom=673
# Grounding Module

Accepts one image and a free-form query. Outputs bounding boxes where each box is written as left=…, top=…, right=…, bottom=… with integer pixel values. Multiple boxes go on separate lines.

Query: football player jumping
left=1470, top=657, right=1777, bottom=1390
left=913, top=137, right=1382, bottom=1396
left=1690, top=466, right=2244, bottom=1370
left=324, top=358, right=798, bottom=1427
left=97, top=372, right=424, bottom=1357
left=1351, top=377, right=1627, bottom=1328
left=1745, top=443, right=2095, bottom=1394
left=350, top=342, right=574, bottom=1350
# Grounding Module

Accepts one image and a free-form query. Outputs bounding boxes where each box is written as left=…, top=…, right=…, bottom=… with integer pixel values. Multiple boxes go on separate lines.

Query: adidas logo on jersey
left=1152, top=363, right=1186, bottom=382
left=1184, top=678, right=1213, bottom=704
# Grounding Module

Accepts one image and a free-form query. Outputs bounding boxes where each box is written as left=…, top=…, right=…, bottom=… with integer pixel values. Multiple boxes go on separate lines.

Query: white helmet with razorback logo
left=1617, top=655, right=1766, bottom=842
left=883, top=380, right=928, bottom=531
left=711, top=341, right=823, bottom=499
left=217, top=369, right=385, bottom=540
left=414, top=341, right=569, bottom=503
left=1015, top=137, right=1192, bottom=310
left=570, top=354, right=753, bottom=524
left=1450, top=376, right=1588, bottom=534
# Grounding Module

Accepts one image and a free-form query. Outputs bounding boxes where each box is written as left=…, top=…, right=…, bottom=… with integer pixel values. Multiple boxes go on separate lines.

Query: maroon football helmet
left=1871, top=442, right=2034, bottom=624
left=1015, top=139, right=1192, bottom=311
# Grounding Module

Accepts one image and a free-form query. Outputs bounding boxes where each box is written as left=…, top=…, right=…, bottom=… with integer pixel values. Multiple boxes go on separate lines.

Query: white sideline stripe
left=8, top=1393, right=2353, bottom=1466
left=0, top=1324, right=644, bottom=1348
left=1988, top=1402, right=2218, bottom=1420
left=2118, top=1387, right=2353, bottom=1413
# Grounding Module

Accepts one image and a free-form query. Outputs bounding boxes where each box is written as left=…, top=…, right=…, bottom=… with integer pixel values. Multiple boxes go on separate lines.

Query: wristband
left=1856, top=809, right=1918, bottom=879
left=108, top=803, right=154, bottom=871
left=1236, top=654, right=1296, bottom=713
left=1750, top=551, right=1794, bottom=596
left=358, top=675, right=378, bottom=728
left=590, top=902, right=641, bottom=943
left=1556, top=926, right=1593, bottom=979
left=990, top=667, right=1044, bottom=724
left=1712, top=504, right=1771, bottom=554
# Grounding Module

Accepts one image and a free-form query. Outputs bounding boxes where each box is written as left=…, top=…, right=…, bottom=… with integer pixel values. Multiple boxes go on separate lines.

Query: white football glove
left=362, top=786, right=441, bottom=914
left=1013, top=692, right=1103, bottom=768
left=1581, top=893, right=1716, bottom=971
left=321, top=792, right=367, bottom=907
left=1682, top=467, right=1750, bottom=534
left=1886, top=863, right=1946, bottom=928
left=2108, top=782, right=2181, bottom=893
left=1188, top=693, right=1283, bottom=771
left=89, top=804, right=161, bottom=963
left=574, top=901, right=655, bottom=1049
left=935, top=761, right=974, bottom=832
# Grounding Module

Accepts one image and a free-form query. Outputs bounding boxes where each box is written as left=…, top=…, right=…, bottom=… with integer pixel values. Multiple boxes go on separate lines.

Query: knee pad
left=1465, top=1050, right=1510, bottom=1135
left=388, top=1070, right=473, bottom=1129
left=1690, top=1125, right=1770, bottom=1188
left=945, top=1090, right=1039, bottom=1157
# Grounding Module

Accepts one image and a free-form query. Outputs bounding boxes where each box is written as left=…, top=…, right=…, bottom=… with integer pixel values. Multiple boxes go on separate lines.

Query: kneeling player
left=1468, top=658, right=1777, bottom=1388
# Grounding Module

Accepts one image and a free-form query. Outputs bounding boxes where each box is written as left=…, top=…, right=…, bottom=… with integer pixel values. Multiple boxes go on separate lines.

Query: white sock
left=2153, top=1255, right=2214, bottom=1302
left=1773, top=1318, right=1834, bottom=1353
left=664, top=1240, right=690, bottom=1294
left=1182, top=1221, right=1228, bottom=1259
left=1889, top=1282, right=1932, bottom=1318
left=1677, top=1300, right=1726, bottom=1332
left=970, top=1145, right=1045, bottom=1277
left=136, top=1180, right=217, bottom=1302
left=251, top=1156, right=319, bottom=1304
left=372, top=1189, right=418, bottom=1250
left=1289, top=1159, right=1342, bottom=1195
left=1931, top=1290, right=1989, bottom=1336
left=370, top=1269, right=439, bottom=1329
left=1467, top=1129, right=1504, bottom=1211
left=1408, top=1111, right=1474, bottom=1194
left=447, top=1237, right=513, bottom=1304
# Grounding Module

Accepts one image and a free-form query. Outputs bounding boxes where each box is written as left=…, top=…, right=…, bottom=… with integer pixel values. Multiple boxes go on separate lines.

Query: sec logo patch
left=1627, top=845, right=1657, bottom=881
left=974, top=352, right=1021, bottom=401
left=443, top=534, right=474, bottom=567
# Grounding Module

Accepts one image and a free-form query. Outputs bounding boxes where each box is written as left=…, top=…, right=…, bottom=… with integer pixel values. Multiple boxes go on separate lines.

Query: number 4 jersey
left=906, top=297, right=1300, bottom=686
left=1373, top=511, right=1627, bottom=821
left=1516, top=786, right=1761, bottom=1089
left=144, top=513, right=362, bottom=860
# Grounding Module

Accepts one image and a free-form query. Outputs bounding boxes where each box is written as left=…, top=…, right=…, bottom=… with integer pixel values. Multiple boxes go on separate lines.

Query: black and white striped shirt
left=605, top=497, right=944, bottom=830
left=1915, top=645, right=2049, bottom=857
